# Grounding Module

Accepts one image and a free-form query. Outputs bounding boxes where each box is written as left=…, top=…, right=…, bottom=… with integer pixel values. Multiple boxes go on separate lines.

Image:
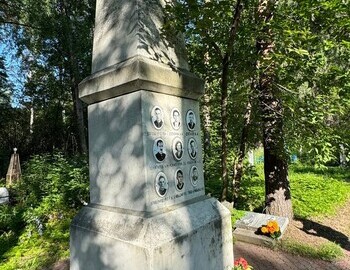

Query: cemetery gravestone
left=0, top=187, right=9, bottom=205
left=234, top=212, right=289, bottom=247
left=70, top=1, right=233, bottom=269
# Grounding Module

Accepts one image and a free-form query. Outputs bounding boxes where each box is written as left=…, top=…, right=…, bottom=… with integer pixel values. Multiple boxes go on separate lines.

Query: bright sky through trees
left=0, top=26, right=26, bottom=107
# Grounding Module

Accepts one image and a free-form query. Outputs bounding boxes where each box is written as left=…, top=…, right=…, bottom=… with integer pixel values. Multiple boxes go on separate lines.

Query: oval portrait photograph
left=175, top=169, right=184, bottom=191
left=187, top=137, right=197, bottom=159
left=186, top=109, right=196, bottom=130
left=172, top=137, right=184, bottom=161
left=190, top=166, right=199, bottom=187
left=155, top=172, right=168, bottom=197
left=153, top=138, right=166, bottom=162
left=151, top=106, right=164, bottom=129
left=171, top=108, right=181, bottom=130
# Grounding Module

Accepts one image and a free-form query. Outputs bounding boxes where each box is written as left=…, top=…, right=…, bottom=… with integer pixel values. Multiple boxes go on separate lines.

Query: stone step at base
left=233, top=228, right=280, bottom=248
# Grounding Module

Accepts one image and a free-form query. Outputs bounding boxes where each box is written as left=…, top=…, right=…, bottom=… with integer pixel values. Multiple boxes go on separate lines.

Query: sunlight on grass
left=279, top=240, right=344, bottom=261
left=290, top=165, right=350, bottom=219
left=0, top=221, right=70, bottom=270
left=235, top=164, right=350, bottom=219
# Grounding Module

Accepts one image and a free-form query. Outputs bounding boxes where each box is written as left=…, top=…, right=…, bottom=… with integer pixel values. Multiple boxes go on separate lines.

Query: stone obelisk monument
left=70, top=1, right=233, bottom=269
left=6, top=148, right=21, bottom=186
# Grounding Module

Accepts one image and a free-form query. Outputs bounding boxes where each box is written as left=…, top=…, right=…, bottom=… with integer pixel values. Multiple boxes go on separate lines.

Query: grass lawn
left=230, top=164, right=350, bottom=218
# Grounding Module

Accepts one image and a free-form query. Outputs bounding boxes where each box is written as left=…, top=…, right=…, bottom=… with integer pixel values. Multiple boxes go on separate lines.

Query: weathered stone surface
left=233, top=228, right=278, bottom=248
left=70, top=197, right=233, bottom=270
left=92, top=0, right=188, bottom=74
left=235, top=212, right=289, bottom=233
left=88, top=90, right=205, bottom=212
left=0, top=187, right=9, bottom=205
left=79, top=57, right=204, bottom=104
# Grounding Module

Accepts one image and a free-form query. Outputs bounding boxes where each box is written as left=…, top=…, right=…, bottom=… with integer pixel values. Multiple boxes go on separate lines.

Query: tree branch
left=0, top=20, right=39, bottom=29
left=225, top=0, right=244, bottom=59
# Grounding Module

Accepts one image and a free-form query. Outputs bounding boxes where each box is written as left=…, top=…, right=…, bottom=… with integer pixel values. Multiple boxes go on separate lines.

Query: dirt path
left=234, top=241, right=350, bottom=270
left=283, top=199, right=350, bottom=267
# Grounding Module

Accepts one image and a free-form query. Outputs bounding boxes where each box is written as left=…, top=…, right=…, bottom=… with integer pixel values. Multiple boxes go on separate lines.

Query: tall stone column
left=70, top=1, right=233, bottom=269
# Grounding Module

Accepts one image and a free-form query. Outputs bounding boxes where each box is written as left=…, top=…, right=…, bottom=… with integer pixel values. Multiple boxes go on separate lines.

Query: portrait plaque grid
left=149, top=104, right=202, bottom=197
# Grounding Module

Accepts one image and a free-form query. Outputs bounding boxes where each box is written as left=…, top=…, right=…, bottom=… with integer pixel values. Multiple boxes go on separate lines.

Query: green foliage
left=280, top=240, right=343, bottom=261
left=274, top=0, right=350, bottom=166
left=231, top=209, right=246, bottom=226
left=0, top=0, right=95, bottom=156
left=235, top=164, right=265, bottom=212
left=0, top=205, right=24, bottom=233
left=0, top=153, right=88, bottom=269
left=0, top=223, right=70, bottom=270
left=17, top=153, right=88, bottom=227
left=233, top=164, right=350, bottom=218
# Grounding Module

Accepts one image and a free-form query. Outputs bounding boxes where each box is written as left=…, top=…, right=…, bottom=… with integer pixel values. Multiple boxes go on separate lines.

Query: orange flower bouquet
left=233, top=257, right=253, bottom=270
left=259, top=220, right=281, bottom=239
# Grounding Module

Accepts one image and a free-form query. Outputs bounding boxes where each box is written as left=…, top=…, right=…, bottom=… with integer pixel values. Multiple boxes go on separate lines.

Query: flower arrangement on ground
left=233, top=257, right=253, bottom=270
left=259, top=220, right=281, bottom=239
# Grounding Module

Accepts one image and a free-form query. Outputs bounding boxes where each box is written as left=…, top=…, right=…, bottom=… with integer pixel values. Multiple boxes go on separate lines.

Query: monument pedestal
left=71, top=197, right=233, bottom=270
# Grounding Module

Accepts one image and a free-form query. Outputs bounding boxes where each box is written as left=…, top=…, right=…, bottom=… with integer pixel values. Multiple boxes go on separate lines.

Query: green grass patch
left=279, top=240, right=344, bottom=261
left=0, top=219, right=71, bottom=270
left=231, top=209, right=246, bottom=226
left=235, top=164, right=350, bottom=219
left=290, top=165, right=350, bottom=219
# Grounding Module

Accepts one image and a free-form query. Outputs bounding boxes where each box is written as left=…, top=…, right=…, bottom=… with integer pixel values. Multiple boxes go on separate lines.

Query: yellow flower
left=267, top=220, right=279, bottom=234
left=261, top=226, right=269, bottom=234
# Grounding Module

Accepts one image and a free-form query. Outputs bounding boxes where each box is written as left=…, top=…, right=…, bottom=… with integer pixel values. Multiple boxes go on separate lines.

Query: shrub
left=0, top=152, right=89, bottom=268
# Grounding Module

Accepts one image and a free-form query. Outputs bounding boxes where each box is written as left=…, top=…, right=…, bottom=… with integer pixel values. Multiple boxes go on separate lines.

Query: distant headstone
left=222, top=200, right=234, bottom=211
left=0, top=187, right=9, bottom=205
left=248, top=150, right=254, bottom=165
left=6, top=148, right=21, bottom=186
left=70, top=1, right=233, bottom=269
left=340, top=144, right=347, bottom=166
left=234, top=212, right=289, bottom=247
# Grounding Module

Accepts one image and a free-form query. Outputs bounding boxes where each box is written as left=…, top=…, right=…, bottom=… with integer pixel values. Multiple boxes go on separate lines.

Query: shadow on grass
left=296, top=218, right=350, bottom=252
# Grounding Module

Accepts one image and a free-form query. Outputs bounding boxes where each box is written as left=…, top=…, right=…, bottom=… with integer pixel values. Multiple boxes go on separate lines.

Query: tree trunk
left=220, top=55, right=229, bottom=201
left=256, top=0, right=293, bottom=219
left=233, top=90, right=253, bottom=205
left=220, top=0, right=244, bottom=202
left=202, top=89, right=211, bottom=154
left=203, top=51, right=211, bottom=156
left=61, top=0, right=88, bottom=154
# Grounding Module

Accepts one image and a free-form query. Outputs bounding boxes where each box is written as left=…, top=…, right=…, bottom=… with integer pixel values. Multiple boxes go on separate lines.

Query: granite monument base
left=70, top=196, right=233, bottom=270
